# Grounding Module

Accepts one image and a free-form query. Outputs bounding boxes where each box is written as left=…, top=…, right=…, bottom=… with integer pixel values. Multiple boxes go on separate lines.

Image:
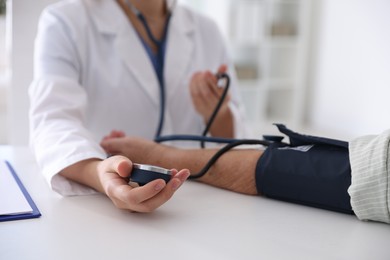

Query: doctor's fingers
left=190, top=71, right=217, bottom=95
left=131, top=169, right=190, bottom=212
left=108, top=179, right=166, bottom=212
left=205, top=76, right=222, bottom=99
left=217, top=64, right=228, bottom=74
left=191, top=77, right=220, bottom=104
left=200, top=73, right=232, bottom=105
left=200, top=82, right=226, bottom=108
left=118, top=170, right=189, bottom=212
left=101, top=155, right=133, bottom=178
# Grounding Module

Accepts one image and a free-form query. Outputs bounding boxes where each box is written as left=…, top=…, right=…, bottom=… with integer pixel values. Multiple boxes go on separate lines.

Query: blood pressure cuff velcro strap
left=255, top=124, right=354, bottom=214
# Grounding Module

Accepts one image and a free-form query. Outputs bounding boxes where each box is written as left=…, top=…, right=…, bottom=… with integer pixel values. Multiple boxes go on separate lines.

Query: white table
left=1, top=146, right=390, bottom=260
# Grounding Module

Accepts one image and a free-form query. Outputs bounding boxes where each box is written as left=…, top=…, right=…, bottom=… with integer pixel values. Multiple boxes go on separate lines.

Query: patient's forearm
left=100, top=137, right=263, bottom=194
left=148, top=145, right=263, bottom=195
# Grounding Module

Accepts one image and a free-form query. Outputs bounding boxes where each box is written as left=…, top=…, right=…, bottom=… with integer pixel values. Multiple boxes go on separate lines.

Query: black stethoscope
left=124, top=0, right=169, bottom=139
left=124, top=0, right=271, bottom=181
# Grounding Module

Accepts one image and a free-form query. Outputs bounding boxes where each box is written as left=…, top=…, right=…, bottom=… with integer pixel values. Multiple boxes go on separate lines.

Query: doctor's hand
left=189, top=64, right=234, bottom=138
left=97, top=156, right=190, bottom=212
left=60, top=155, right=190, bottom=213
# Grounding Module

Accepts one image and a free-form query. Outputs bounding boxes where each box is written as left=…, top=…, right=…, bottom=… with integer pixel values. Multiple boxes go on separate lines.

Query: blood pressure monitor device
left=129, top=163, right=172, bottom=186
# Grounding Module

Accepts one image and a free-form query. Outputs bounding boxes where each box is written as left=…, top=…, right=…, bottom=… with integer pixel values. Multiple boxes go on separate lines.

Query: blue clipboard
left=0, top=161, right=41, bottom=222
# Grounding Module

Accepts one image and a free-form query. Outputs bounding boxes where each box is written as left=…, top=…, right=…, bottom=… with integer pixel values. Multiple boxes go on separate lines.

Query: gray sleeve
left=348, top=130, right=390, bottom=224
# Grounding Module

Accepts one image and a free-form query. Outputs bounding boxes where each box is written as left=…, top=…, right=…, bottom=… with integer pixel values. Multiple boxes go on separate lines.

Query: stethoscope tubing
left=125, top=1, right=272, bottom=180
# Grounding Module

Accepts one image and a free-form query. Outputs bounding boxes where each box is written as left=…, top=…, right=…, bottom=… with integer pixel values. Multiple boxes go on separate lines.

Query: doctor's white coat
left=29, top=0, right=249, bottom=195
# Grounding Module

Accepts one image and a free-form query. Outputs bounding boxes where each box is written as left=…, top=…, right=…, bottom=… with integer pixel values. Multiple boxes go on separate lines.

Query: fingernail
left=181, top=171, right=190, bottom=181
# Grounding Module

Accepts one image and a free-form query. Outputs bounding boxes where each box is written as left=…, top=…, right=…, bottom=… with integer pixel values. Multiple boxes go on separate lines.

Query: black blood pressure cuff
left=255, top=124, right=354, bottom=214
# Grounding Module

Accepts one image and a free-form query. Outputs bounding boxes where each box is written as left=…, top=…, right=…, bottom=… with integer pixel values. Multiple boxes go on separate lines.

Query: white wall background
left=0, top=13, right=9, bottom=144
left=2, top=0, right=390, bottom=144
left=309, top=0, right=390, bottom=139
left=0, top=82, right=7, bottom=144
left=6, top=0, right=58, bottom=145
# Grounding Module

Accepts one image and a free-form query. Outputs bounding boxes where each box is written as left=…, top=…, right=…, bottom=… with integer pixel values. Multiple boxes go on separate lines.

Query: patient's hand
left=101, top=135, right=161, bottom=164
left=101, top=129, right=126, bottom=141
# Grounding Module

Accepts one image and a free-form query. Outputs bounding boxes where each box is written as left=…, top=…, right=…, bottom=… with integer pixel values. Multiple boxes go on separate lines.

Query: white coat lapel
left=86, top=0, right=160, bottom=106
left=164, top=6, right=195, bottom=99
left=114, top=26, right=160, bottom=105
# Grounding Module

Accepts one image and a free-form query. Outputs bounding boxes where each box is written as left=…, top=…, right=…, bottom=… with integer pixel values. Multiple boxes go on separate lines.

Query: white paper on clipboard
left=0, top=160, right=33, bottom=215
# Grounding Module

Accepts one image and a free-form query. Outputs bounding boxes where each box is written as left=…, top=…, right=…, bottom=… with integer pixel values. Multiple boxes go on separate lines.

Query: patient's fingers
left=100, top=137, right=128, bottom=155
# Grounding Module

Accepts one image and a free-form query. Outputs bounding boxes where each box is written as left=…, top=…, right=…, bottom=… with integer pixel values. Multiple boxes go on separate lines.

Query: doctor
left=29, top=0, right=249, bottom=212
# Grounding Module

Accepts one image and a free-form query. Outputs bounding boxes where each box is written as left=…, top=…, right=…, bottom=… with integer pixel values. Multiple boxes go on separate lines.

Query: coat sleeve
left=29, top=7, right=106, bottom=196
